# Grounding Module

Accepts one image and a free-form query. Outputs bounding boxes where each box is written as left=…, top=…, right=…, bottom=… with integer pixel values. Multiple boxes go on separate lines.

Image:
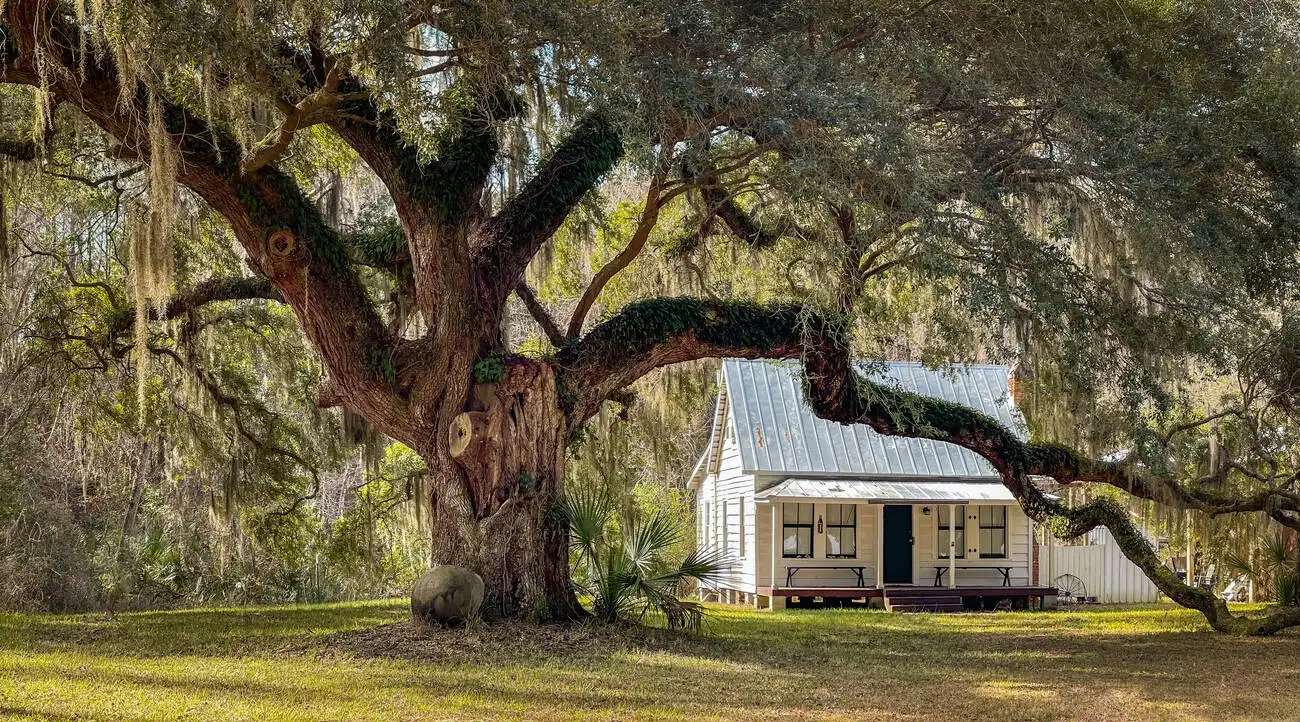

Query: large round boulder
left=411, top=566, right=485, bottom=626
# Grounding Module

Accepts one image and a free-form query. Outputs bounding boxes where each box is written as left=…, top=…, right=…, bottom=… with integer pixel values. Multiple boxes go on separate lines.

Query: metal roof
left=722, top=359, right=1026, bottom=479
left=754, top=478, right=1019, bottom=503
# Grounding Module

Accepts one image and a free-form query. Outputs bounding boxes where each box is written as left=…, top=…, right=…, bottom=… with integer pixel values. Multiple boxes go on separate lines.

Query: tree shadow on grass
left=4, top=603, right=1300, bottom=720
left=309, top=608, right=1300, bottom=720
left=0, top=600, right=408, bottom=657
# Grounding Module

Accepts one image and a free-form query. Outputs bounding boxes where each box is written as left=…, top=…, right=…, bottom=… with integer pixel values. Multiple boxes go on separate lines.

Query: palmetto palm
left=1223, top=533, right=1299, bottom=606
left=562, top=487, right=727, bottom=631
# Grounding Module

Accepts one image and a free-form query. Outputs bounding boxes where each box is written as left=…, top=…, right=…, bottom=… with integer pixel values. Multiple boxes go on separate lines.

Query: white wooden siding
left=753, top=501, right=879, bottom=589
left=704, top=495, right=1036, bottom=593
left=913, top=503, right=1032, bottom=587
left=695, top=452, right=1038, bottom=595
left=696, top=429, right=758, bottom=592
left=1040, top=527, right=1161, bottom=603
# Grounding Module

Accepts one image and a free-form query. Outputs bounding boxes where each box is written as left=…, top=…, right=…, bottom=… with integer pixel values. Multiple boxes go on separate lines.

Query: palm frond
left=676, top=547, right=730, bottom=584
left=1277, top=571, right=1297, bottom=607
left=559, top=486, right=613, bottom=564
left=1262, top=533, right=1293, bottom=568
left=1221, top=551, right=1257, bottom=580
left=631, top=582, right=707, bottom=632
left=564, top=485, right=719, bottom=634
left=623, top=512, right=680, bottom=574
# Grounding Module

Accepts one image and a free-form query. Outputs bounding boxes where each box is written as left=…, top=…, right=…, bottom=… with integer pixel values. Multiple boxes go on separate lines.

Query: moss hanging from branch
left=126, top=93, right=180, bottom=425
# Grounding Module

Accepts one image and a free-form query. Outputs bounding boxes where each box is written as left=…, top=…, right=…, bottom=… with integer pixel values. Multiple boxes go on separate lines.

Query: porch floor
left=759, top=585, right=1056, bottom=599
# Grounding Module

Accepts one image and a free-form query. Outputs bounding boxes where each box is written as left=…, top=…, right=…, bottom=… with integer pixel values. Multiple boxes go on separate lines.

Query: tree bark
left=427, top=357, right=583, bottom=621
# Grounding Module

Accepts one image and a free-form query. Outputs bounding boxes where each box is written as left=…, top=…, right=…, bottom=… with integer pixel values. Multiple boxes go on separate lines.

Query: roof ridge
left=722, top=358, right=1014, bottom=371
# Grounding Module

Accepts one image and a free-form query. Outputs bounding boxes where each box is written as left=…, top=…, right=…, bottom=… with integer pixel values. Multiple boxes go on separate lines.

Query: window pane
left=980, top=505, right=1007, bottom=527
left=938, top=529, right=966, bottom=559
left=979, top=528, right=1007, bottom=558
left=799, top=528, right=812, bottom=556
left=739, top=501, right=745, bottom=556
left=940, top=505, right=968, bottom=526
left=783, top=530, right=799, bottom=555
left=827, top=529, right=856, bottom=557
left=785, top=502, right=813, bottom=525
left=842, top=504, right=855, bottom=524
left=827, top=504, right=840, bottom=525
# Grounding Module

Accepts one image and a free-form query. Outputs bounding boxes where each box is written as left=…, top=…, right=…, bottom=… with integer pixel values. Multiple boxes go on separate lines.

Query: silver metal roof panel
left=723, top=359, right=1026, bottom=478
left=754, top=477, right=1019, bottom=503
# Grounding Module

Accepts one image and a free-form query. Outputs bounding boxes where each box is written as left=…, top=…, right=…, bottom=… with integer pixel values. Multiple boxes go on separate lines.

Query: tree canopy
left=3, top=0, right=1300, bottom=630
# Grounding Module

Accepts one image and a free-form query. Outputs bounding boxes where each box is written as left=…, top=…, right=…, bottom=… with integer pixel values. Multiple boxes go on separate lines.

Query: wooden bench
left=932, top=565, right=1014, bottom=587
left=785, top=565, right=867, bottom=588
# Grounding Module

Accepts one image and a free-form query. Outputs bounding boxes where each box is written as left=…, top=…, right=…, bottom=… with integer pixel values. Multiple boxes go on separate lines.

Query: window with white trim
left=782, top=502, right=814, bottom=558
left=937, top=505, right=966, bottom=559
left=719, top=500, right=728, bottom=551
left=702, top=501, right=711, bottom=548
left=737, top=499, right=746, bottom=557
left=825, top=504, right=857, bottom=558
left=698, top=499, right=706, bottom=544
left=978, top=505, right=1008, bottom=559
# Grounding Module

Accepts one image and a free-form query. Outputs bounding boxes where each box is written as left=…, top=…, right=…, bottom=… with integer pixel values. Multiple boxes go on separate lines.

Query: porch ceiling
left=754, top=477, right=1017, bottom=504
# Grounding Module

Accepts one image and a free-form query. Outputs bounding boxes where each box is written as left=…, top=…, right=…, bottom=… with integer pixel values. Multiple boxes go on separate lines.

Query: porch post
left=875, top=504, right=885, bottom=589
left=769, top=503, right=779, bottom=607
left=1026, top=516, right=1034, bottom=587
left=947, top=503, right=956, bottom=589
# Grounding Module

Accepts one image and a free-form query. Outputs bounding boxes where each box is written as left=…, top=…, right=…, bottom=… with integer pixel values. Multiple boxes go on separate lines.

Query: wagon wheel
left=1053, top=573, right=1087, bottom=605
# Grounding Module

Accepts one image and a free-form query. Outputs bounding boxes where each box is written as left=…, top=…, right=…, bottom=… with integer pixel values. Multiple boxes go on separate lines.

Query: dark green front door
left=882, top=505, right=913, bottom=584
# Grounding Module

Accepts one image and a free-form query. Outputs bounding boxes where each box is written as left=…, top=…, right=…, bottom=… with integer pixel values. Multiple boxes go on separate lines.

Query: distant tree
left=4, top=0, right=1300, bottom=632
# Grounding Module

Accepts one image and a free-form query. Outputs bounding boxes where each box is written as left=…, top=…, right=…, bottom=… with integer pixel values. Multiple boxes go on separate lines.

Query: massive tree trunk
left=428, top=357, right=583, bottom=621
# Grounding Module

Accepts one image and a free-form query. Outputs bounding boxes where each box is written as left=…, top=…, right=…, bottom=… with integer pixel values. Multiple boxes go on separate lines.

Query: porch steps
left=883, top=587, right=964, bottom=613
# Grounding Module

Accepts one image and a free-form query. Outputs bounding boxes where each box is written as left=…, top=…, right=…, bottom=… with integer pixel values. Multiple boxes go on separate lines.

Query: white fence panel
left=1041, top=528, right=1161, bottom=603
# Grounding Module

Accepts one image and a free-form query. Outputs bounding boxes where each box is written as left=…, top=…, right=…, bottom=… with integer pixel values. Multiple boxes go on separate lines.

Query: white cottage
left=689, top=359, right=1057, bottom=611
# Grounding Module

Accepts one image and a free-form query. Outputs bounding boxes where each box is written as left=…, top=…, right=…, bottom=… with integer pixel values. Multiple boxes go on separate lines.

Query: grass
left=1, top=601, right=1298, bottom=721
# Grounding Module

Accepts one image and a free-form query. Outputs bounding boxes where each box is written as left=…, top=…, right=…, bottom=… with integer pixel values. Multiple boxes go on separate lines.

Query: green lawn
left=2, top=601, right=1298, bottom=721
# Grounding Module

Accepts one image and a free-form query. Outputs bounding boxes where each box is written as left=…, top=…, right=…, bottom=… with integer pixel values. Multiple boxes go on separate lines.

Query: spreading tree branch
left=1, top=2, right=419, bottom=447
left=108, top=276, right=284, bottom=337
left=560, top=298, right=1300, bottom=635
left=557, top=298, right=808, bottom=424
left=514, top=282, right=565, bottom=348
left=700, top=183, right=787, bottom=250
left=474, top=112, right=624, bottom=313
left=566, top=160, right=671, bottom=338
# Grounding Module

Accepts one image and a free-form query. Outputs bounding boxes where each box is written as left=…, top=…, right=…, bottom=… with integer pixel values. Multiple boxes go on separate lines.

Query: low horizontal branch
left=559, top=297, right=1300, bottom=635
left=109, top=276, right=284, bottom=337
left=556, top=298, right=809, bottom=424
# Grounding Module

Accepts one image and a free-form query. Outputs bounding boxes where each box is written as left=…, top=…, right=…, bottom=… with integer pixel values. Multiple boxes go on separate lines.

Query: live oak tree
left=5, top=0, right=1300, bottom=631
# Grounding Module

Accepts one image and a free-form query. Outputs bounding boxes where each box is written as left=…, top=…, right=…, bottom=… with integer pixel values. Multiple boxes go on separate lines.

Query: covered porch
left=754, top=478, right=1054, bottom=610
